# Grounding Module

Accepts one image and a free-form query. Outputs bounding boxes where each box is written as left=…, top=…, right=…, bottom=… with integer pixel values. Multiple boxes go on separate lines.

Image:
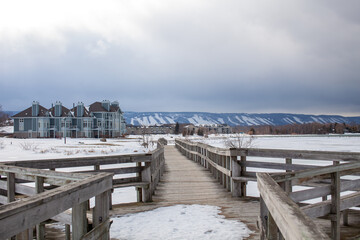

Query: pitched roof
left=48, top=106, right=72, bottom=117
left=12, top=105, right=49, bottom=118
left=71, top=106, right=91, bottom=117
left=89, top=102, right=120, bottom=113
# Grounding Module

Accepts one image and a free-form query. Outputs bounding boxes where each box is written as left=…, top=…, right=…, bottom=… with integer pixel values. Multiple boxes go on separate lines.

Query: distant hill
left=123, top=112, right=360, bottom=127
left=7, top=110, right=360, bottom=127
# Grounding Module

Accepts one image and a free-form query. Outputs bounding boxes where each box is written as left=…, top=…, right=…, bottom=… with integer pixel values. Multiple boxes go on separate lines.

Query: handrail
left=175, top=138, right=360, bottom=240
left=257, top=173, right=329, bottom=240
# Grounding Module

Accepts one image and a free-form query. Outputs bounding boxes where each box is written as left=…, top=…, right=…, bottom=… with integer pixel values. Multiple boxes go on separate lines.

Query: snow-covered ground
left=0, top=134, right=177, bottom=162
left=111, top=205, right=252, bottom=240
left=0, top=126, right=13, bottom=133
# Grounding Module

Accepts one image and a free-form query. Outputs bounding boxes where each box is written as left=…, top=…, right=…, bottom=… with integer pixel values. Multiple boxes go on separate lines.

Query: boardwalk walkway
left=111, top=145, right=260, bottom=239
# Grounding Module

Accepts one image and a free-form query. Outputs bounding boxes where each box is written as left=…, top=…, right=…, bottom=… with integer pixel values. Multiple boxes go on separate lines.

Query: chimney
left=55, top=101, right=62, bottom=117
left=32, top=101, right=39, bottom=116
left=77, top=102, right=84, bottom=117
left=102, top=100, right=110, bottom=111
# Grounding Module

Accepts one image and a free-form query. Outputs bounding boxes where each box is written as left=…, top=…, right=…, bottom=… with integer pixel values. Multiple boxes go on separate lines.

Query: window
left=19, top=118, right=24, bottom=131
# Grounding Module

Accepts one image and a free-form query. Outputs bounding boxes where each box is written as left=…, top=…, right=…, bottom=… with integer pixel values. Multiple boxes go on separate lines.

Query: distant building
left=126, top=124, right=174, bottom=135
left=12, top=100, right=126, bottom=138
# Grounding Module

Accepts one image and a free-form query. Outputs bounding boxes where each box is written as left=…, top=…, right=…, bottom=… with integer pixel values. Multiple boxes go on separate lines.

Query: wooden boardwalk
left=111, top=145, right=260, bottom=239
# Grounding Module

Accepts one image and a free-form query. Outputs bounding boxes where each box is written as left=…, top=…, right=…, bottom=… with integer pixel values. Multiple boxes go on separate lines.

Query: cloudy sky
left=1, top=0, right=359, bottom=115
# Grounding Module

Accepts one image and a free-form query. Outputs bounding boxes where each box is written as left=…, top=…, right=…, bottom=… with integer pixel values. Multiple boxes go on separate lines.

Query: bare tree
left=0, top=104, right=9, bottom=126
left=225, top=134, right=255, bottom=148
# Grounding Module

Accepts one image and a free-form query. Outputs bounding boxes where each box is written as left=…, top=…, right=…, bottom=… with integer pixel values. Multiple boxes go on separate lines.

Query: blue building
left=12, top=100, right=126, bottom=138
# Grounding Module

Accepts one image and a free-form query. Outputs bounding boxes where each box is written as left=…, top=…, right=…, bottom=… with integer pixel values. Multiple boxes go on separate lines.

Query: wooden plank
left=0, top=173, right=113, bottom=239
left=301, top=191, right=360, bottom=218
left=81, top=219, right=111, bottom=240
left=113, top=177, right=141, bottom=185
left=75, top=166, right=143, bottom=175
left=273, top=161, right=360, bottom=183
left=257, top=172, right=329, bottom=240
left=4, top=154, right=152, bottom=169
left=234, top=148, right=360, bottom=161
left=240, top=160, right=318, bottom=171
left=113, top=182, right=149, bottom=189
left=204, top=156, right=231, bottom=177
left=232, top=176, right=257, bottom=182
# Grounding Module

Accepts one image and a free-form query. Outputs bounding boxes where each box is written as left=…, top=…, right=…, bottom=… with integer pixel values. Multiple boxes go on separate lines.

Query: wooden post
left=7, top=173, right=17, bottom=240
left=259, top=196, right=268, bottom=240
left=240, top=156, right=247, bottom=197
left=35, top=176, right=45, bottom=240
left=94, top=164, right=100, bottom=171
left=267, top=213, right=278, bottom=240
left=285, top=158, right=292, bottom=193
left=231, top=152, right=241, bottom=197
left=6, top=172, right=15, bottom=203
left=136, top=162, right=143, bottom=202
left=141, top=162, right=152, bottom=202
left=343, top=210, right=349, bottom=226
left=15, top=229, right=33, bottom=240
left=331, top=161, right=340, bottom=240
left=93, top=190, right=110, bottom=240
left=65, top=224, right=71, bottom=240
left=72, top=201, right=88, bottom=240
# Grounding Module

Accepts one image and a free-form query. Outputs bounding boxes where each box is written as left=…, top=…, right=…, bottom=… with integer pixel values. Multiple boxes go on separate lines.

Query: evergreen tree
left=175, top=122, right=180, bottom=134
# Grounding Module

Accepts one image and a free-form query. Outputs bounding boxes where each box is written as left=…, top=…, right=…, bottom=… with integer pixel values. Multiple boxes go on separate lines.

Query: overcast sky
left=1, top=0, right=359, bottom=115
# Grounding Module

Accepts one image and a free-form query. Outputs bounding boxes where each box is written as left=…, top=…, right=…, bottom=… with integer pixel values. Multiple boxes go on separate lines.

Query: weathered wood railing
left=2, top=142, right=165, bottom=203
left=0, top=142, right=165, bottom=239
left=175, top=139, right=360, bottom=240
left=0, top=165, right=113, bottom=240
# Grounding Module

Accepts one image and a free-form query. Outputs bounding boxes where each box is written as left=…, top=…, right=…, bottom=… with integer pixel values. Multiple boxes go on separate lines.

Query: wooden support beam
left=6, top=172, right=15, bottom=203
left=231, top=156, right=241, bottom=197
left=35, top=176, right=45, bottom=240
left=240, top=156, right=247, bottom=197
left=141, top=163, right=152, bottom=202
left=331, top=161, right=340, bottom=240
left=72, top=201, right=88, bottom=240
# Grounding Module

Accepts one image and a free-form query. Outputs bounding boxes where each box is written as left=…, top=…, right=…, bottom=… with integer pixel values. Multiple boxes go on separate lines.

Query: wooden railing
left=0, top=165, right=113, bottom=240
left=2, top=142, right=165, bottom=203
left=0, top=141, right=165, bottom=239
left=175, top=139, right=360, bottom=240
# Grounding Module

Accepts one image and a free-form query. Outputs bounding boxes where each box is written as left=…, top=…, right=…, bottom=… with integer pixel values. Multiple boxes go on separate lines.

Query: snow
left=154, top=113, right=167, bottom=124
left=110, top=205, right=252, bottom=240
left=217, top=118, right=225, bottom=124
left=227, top=116, right=238, bottom=126
left=241, top=116, right=258, bottom=125
left=0, top=126, right=13, bottom=133
left=165, top=116, right=176, bottom=124
left=234, top=116, right=243, bottom=124
left=292, top=116, right=303, bottom=124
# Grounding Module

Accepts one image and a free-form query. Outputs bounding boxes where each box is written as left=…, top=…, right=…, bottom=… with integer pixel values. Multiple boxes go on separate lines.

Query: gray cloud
left=0, top=1, right=360, bottom=115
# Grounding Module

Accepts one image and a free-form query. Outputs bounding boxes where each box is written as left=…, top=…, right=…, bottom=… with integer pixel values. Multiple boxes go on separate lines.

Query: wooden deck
left=111, top=145, right=261, bottom=239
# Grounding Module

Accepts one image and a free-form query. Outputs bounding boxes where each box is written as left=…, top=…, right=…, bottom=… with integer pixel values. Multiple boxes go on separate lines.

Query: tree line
left=233, top=122, right=360, bottom=135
